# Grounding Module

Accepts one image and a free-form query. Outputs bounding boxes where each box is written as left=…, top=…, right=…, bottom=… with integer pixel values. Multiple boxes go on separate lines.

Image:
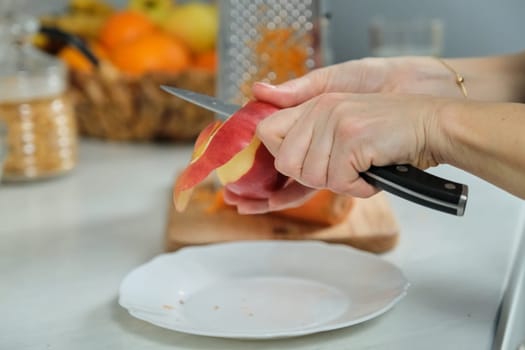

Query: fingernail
left=254, top=82, right=277, bottom=89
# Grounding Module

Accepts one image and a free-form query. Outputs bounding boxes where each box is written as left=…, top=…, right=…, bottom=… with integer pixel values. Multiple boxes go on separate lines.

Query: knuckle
left=256, top=113, right=277, bottom=136
left=274, top=155, right=299, bottom=177
left=334, top=113, right=364, bottom=140
left=300, top=171, right=325, bottom=189
left=256, top=119, right=269, bottom=135
left=304, top=66, right=332, bottom=90
left=313, top=92, right=345, bottom=110
left=326, top=177, right=350, bottom=194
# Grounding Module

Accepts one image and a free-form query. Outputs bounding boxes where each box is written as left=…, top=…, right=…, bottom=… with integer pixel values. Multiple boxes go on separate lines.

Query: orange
left=192, top=50, right=217, bottom=72
left=109, top=31, right=191, bottom=76
left=98, top=10, right=156, bottom=50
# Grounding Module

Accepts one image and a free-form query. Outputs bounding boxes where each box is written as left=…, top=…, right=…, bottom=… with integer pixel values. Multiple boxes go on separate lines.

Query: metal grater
left=217, top=0, right=331, bottom=105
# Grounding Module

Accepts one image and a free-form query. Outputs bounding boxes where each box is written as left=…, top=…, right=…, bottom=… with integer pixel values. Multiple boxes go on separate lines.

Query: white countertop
left=1, top=140, right=524, bottom=350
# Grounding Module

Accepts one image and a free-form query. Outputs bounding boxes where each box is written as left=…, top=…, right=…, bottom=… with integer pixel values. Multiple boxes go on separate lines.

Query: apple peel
left=174, top=100, right=284, bottom=212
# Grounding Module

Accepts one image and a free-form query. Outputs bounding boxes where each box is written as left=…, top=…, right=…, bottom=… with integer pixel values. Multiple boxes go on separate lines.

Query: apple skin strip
left=173, top=101, right=282, bottom=212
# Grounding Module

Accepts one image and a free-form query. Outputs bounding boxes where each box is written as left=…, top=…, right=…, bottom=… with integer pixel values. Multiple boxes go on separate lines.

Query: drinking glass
left=369, top=17, right=444, bottom=57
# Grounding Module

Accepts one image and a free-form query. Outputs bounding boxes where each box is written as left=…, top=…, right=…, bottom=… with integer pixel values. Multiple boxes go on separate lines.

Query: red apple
left=216, top=137, right=288, bottom=199
left=173, top=100, right=287, bottom=212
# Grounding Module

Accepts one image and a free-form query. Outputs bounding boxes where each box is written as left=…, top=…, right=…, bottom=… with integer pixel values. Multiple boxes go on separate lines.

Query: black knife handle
left=360, top=165, right=468, bottom=216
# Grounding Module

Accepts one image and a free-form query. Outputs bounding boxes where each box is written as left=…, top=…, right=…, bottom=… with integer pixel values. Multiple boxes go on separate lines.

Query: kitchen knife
left=161, top=85, right=468, bottom=216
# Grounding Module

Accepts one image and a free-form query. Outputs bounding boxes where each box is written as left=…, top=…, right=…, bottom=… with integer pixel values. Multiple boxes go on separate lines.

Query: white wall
left=329, top=0, right=525, bottom=61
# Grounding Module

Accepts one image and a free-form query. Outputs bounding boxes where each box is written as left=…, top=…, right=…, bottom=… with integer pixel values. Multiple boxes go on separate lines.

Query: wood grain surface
left=165, top=184, right=399, bottom=254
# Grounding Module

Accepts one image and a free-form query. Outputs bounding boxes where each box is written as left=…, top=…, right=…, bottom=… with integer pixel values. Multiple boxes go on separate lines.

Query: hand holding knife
left=161, top=85, right=468, bottom=216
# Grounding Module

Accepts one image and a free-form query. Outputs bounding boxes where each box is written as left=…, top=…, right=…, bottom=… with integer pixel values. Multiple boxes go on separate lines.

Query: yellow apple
left=128, top=0, right=173, bottom=25
left=162, top=2, right=218, bottom=54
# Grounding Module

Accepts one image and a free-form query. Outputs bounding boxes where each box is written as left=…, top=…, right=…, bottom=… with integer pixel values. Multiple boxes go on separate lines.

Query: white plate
left=119, top=241, right=409, bottom=339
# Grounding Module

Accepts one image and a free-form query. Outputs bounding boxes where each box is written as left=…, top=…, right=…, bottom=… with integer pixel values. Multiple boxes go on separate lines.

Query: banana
left=68, top=0, right=114, bottom=16
left=39, top=0, right=114, bottom=40
left=55, top=14, right=108, bottom=39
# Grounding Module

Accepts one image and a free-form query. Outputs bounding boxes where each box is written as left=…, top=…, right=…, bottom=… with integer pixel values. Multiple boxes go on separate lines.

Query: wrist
left=446, top=52, right=525, bottom=102
left=426, top=99, right=464, bottom=167
left=434, top=58, right=468, bottom=98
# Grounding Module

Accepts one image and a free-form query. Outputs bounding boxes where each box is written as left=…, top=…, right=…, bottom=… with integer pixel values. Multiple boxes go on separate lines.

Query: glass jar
left=0, top=8, right=78, bottom=181
left=0, top=120, right=6, bottom=181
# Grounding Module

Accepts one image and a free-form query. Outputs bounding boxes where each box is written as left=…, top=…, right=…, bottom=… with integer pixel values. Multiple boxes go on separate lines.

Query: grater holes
left=220, top=0, right=321, bottom=104
left=306, top=59, right=315, bottom=69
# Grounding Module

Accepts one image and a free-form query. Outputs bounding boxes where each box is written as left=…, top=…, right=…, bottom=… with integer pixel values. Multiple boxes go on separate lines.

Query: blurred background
left=27, top=0, right=525, bottom=61
left=1, top=0, right=525, bottom=180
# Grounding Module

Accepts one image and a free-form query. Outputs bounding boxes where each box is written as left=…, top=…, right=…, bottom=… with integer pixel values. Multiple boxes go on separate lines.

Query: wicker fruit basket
left=67, top=61, right=216, bottom=141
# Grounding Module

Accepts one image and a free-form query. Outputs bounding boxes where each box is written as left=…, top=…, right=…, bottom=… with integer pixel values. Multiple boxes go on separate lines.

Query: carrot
left=207, top=188, right=353, bottom=226
left=240, top=26, right=311, bottom=101
left=273, top=190, right=354, bottom=226
left=205, top=188, right=232, bottom=214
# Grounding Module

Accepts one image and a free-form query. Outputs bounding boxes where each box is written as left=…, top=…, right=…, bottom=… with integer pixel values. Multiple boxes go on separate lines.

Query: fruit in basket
left=68, top=0, right=114, bottom=16
left=58, top=47, right=93, bottom=72
left=173, top=101, right=287, bottom=212
left=58, top=41, right=108, bottom=73
left=40, top=13, right=109, bottom=41
left=192, top=50, right=217, bottom=72
left=128, top=0, right=173, bottom=25
left=40, top=1, right=220, bottom=76
left=109, top=31, right=190, bottom=75
left=162, top=2, right=218, bottom=54
left=39, top=0, right=114, bottom=40
left=98, top=10, right=156, bottom=50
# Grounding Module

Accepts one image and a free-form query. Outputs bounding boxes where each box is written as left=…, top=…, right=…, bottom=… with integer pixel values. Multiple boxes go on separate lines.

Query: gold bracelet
left=435, top=57, right=468, bottom=98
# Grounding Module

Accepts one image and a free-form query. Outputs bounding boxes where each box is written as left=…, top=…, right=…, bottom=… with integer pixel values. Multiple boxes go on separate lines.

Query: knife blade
left=161, top=85, right=468, bottom=216
left=161, top=86, right=238, bottom=120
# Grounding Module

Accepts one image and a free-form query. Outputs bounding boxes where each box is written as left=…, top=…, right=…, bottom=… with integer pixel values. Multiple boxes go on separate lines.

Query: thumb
left=252, top=65, right=335, bottom=108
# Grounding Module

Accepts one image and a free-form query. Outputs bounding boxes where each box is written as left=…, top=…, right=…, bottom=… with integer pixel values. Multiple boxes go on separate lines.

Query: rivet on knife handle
left=360, top=165, right=468, bottom=216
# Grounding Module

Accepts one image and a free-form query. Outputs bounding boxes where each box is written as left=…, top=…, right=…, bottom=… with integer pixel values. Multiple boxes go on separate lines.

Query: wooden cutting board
left=165, top=184, right=400, bottom=254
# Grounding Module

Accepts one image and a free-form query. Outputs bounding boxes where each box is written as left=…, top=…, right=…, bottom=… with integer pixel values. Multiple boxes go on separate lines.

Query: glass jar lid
left=0, top=3, right=67, bottom=103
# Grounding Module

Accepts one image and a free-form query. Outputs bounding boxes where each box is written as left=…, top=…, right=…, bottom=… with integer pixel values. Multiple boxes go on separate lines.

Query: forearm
left=435, top=100, right=525, bottom=198
left=446, top=51, right=525, bottom=102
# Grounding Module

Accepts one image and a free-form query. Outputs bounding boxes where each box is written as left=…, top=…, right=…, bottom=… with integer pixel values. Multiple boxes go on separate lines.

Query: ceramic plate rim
left=119, top=240, right=409, bottom=339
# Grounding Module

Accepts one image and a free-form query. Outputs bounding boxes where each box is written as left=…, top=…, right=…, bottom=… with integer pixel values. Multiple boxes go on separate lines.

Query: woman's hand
left=257, top=92, right=442, bottom=196
left=223, top=180, right=319, bottom=214
left=224, top=52, right=525, bottom=213
left=225, top=92, right=447, bottom=214
left=225, top=57, right=456, bottom=214
left=252, top=56, right=467, bottom=109
left=254, top=52, right=525, bottom=107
